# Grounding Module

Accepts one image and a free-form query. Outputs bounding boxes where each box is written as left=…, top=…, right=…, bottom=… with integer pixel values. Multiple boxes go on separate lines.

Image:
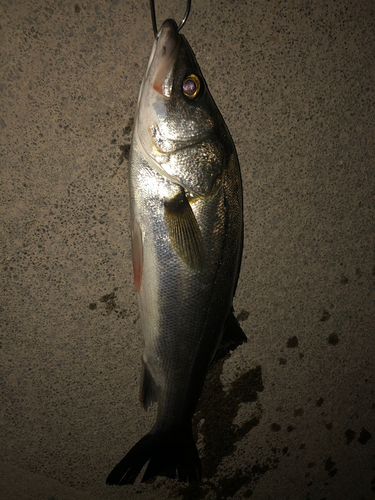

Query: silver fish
left=107, top=17, right=245, bottom=485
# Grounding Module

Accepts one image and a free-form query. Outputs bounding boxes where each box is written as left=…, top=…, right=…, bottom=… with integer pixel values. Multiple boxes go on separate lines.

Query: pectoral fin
left=164, top=192, right=205, bottom=269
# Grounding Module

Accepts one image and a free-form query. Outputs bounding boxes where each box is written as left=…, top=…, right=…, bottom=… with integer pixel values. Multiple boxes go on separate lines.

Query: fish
left=106, top=17, right=246, bottom=485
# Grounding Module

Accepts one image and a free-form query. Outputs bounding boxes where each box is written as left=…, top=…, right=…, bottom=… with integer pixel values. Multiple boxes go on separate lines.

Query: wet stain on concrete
left=357, top=428, right=372, bottom=445
left=123, top=117, right=134, bottom=137
left=118, top=144, right=131, bottom=165
left=324, top=456, right=338, bottom=477
left=99, top=288, right=118, bottom=315
left=88, top=288, right=135, bottom=320
left=236, top=309, right=250, bottom=322
left=344, top=428, right=356, bottom=445
left=118, top=117, right=134, bottom=165
left=327, top=332, right=339, bottom=346
left=286, top=336, right=298, bottom=348
left=116, top=308, right=131, bottom=320
left=320, top=309, right=331, bottom=322
left=340, top=273, right=349, bottom=284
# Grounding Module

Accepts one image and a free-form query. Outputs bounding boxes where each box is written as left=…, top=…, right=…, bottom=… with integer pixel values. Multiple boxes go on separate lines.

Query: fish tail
left=106, top=429, right=201, bottom=485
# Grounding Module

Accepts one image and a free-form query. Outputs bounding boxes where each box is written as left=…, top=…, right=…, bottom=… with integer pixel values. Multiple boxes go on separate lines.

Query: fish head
left=134, top=19, right=230, bottom=198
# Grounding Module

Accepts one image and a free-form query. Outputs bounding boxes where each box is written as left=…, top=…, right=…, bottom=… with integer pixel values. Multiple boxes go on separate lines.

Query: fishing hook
left=150, top=0, right=191, bottom=38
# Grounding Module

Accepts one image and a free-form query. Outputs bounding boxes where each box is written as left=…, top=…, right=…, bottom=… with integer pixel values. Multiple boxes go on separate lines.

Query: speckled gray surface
left=1, top=1, right=374, bottom=499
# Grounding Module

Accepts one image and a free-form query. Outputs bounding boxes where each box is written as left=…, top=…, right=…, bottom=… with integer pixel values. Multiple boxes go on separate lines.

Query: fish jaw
left=134, top=20, right=182, bottom=182
left=138, top=19, right=180, bottom=101
left=152, top=20, right=181, bottom=97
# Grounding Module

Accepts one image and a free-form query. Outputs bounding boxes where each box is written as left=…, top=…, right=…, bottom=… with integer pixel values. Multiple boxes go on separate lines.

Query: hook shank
left=150, top=0, right=191, bottom=38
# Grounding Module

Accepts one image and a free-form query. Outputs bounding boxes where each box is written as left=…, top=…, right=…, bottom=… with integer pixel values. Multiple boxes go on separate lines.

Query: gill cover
left=134, top=19, right=228, bottom=199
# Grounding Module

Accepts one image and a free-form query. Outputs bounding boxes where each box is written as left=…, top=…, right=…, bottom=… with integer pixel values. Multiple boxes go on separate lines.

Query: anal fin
left=140, top=360, right=157, bottom=410
left=213, top=307, right=247, bottom=363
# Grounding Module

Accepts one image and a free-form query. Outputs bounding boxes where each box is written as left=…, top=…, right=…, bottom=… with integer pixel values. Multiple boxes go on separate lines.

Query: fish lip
left=152, top=19, right=181, bottom=96
left=157, top=18, right=178, bottom=36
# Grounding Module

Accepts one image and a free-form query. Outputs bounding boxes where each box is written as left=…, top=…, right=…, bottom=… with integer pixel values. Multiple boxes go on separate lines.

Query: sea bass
left=107, top=18, right=245, bottom=485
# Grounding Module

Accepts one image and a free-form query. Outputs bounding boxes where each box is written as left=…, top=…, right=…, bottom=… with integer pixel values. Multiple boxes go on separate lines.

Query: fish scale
left=107, top=15, right=245, bottom=485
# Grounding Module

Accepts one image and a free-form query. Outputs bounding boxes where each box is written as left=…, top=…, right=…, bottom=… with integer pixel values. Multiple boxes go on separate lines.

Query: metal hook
left=150, top=0, right=191, bottom=38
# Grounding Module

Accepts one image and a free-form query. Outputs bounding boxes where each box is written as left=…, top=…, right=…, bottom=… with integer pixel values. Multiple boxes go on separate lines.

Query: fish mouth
left=152, top=19, right=181, bottom=97
left=134, top=20, right=185, bottom=189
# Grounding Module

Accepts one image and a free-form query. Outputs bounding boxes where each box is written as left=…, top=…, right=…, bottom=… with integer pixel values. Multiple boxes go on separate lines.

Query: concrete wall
left=1, top=1, right=374, bottom=499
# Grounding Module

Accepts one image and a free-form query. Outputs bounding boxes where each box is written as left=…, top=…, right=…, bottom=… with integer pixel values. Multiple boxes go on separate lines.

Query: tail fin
left=106, top=430, right=201, bottom=485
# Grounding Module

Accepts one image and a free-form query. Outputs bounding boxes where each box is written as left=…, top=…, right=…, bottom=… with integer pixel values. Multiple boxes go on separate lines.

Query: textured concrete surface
left=1, top=1, right=374, bottom=499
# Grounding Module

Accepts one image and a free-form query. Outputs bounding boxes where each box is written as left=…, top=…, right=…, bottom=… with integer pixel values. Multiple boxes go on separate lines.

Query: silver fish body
left=107, top=19, right=245, bottom=485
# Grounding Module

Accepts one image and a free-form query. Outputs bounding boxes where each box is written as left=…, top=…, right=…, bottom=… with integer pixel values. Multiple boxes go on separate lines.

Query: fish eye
left=182, top=74, right=201, bottom=99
